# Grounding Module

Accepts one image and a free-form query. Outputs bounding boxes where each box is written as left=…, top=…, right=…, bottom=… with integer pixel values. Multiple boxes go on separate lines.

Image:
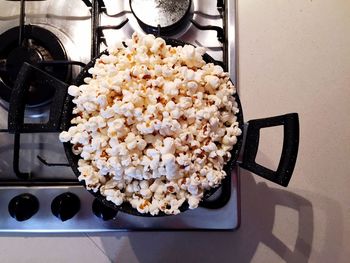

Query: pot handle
left=239, top=113, right=299, bottom=187
left=8, top=62, right=68, bottom=133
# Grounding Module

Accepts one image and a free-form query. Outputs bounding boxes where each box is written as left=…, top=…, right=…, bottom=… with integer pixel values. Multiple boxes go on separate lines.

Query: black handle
left=8, top=62, right=68, bottom=133
left=239, top=113, right=299, bottom=187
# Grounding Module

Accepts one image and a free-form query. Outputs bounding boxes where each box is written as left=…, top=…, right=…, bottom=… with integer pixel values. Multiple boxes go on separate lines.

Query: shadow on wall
left=95, top=168, right=343, bottom=263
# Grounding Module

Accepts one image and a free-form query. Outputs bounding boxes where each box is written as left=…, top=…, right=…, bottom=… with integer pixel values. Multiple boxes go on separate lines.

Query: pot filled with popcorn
left=17, top=33, right=299, bottom=216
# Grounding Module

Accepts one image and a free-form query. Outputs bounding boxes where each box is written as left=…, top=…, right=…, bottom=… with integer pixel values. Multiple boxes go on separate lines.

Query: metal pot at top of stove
left=130, top=0, right=193, bottom=36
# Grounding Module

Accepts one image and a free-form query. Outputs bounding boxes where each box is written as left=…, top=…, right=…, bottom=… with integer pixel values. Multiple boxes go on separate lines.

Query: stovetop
left=0, top=0, right=239, bottom=232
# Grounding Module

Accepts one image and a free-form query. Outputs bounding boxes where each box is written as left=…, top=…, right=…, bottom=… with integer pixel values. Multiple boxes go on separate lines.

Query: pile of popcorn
left=59, top=33, right=241, bottom=215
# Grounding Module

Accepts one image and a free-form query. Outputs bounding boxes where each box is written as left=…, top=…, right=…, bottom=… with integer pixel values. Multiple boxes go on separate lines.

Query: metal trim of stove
left=226, top=0, right=241, bottom=231
left=0, top=0, right=240, bottom=232
left=0, top=181, right=239, bottom=232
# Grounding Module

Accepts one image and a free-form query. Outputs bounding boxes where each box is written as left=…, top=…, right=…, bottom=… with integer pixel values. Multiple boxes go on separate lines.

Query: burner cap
left=130, top=0, right=192, bottom=35
left=0, top=25, right=69, bottom=107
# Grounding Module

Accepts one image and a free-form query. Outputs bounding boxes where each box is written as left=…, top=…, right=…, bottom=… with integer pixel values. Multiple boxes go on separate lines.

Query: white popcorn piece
left=176, top=153, right=191, bottom=167
left=68, top=85, right=80, bottom=97
left=163, top=81, right=178, bottom=97
left=82, top=101, right=97, bottom=112
left=140, top=188, right=152, bottom=199
left=136, top=137, right=147, bottom=151
left=103, top=189, right=124, bottom=205
left=139, top=180, right=149, bottom=189
left=142, top=34, right=155, bottom=48
left=213, top=65, right=224, bottom=75
left=149, top=199, right=160, bottom=216
left=202, top=142, right=217, bottom=153
left=107, top=40, right=124, bottom=54
left=136, top=200, right=151, bottom=214
left=162, top=66, right=174, bottom=78
left=178, top=97, right=192, bottom=109
left=131, top=180, right=140, bottom=192
left=100, top=107, right=115, bottom=119
left=162, top=153, right=177, bottom=180
left=96, top=95, right=107, bottom=107
left=222, top=135, right=238, bottom=146
left=188, top=184, right=199, bottom=195
left=125, top=183, right=134, bottom=193
left=188, top=195, right=201, bottom=209
left=84, top=77, right=92, bottom=84
left=161, top=137, right=175, bottom=155
left=204, top=75, right=220, bottom=89
left=149, top=179, right=162, bottom=192
left=59, top=131, right=71, bottom=142
left=150, top=37, right=166, bottom=53
left=136, top=122, right=155, bottom=134
left=165, top=181, right=179, bottom=194
left=124, top=133, right=137, bottom=150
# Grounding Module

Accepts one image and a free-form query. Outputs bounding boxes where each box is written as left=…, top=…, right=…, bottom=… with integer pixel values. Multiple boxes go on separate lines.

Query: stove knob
left=92, top=198, right=118, bottom=221
left=8, top=193, right=39, bottom=221
left=51, top=192, right=80, bottom=221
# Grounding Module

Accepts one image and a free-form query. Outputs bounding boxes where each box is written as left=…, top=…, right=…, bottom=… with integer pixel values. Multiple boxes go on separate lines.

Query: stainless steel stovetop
left=0, top=0, right=239, bottom=232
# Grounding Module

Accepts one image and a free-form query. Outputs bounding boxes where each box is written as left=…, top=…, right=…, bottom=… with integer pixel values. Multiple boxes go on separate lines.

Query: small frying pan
left=8, top=38, right=299, bottom=217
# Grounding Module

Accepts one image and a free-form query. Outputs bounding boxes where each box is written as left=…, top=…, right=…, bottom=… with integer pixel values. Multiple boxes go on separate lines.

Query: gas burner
left=130, top=0, right=192, bottom=36
left=0, top=25, right=69, bottom=108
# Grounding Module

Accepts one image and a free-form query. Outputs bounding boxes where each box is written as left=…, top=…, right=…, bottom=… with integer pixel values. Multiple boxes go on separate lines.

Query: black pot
left=8, top=38, right=299, bottom=217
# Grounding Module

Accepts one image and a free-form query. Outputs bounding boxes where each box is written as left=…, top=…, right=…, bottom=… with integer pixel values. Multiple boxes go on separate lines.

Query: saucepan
left=8, top=38, right=299, bottom=217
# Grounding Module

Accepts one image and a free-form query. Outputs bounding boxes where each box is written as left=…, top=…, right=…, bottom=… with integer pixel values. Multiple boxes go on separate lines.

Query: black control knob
left=8, top=193, right=39, bottom=221
left=51, top=192, right=80, bottom=221
left=92, top=198, right=118, bottom=221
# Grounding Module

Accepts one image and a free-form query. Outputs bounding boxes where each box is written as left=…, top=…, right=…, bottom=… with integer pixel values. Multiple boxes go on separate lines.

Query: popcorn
left=125, top=166, right=143, bottom=180
left=204, top=75, right=220, bottom=89
left=68, top=85, right=80, bottom=97
left=117, top=102, right=134, bottom=117
left=140, top=188, right=152, bottom=199
left=82, top=101, right=97, bottom=112
left=222, top=135, right=238, bottom=146
left=136, top=199, right=151, bottom=214
left=59, top=33, right=241, bottom=215
left=142, top=34, right=155, bottom=48
left=59, top=131, right=71, bottom=142
left=136, top=122, right=155, bottom=134
left=188, top=195, right=201, bottom=209
left=176, top=153, right=191, bottom=166
left=124, top=133, right=137, bottom=150
left=103, top=189, right=124, bottom=205
left=96, top=95, right=107, bottom=107
left=139, top=180, right=149, bottom=189
left=149, top=200, right=160, bottom=215
left=202, top=142, right=217, bottom=153
left=163, top=81, right=178, bottom=97
left=150, top=37, right=166, bottom=53
left=161, top=137, right=175, bottom=155
left=100, top=107, right=115, bottom=119
left=178, top=97, right=192, bottom=109
left=162, top=153, right=177, bottom=180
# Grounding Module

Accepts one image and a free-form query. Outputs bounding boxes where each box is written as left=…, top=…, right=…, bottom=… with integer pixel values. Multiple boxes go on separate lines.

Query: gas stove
left=0, top=0, right=239, bottom=232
